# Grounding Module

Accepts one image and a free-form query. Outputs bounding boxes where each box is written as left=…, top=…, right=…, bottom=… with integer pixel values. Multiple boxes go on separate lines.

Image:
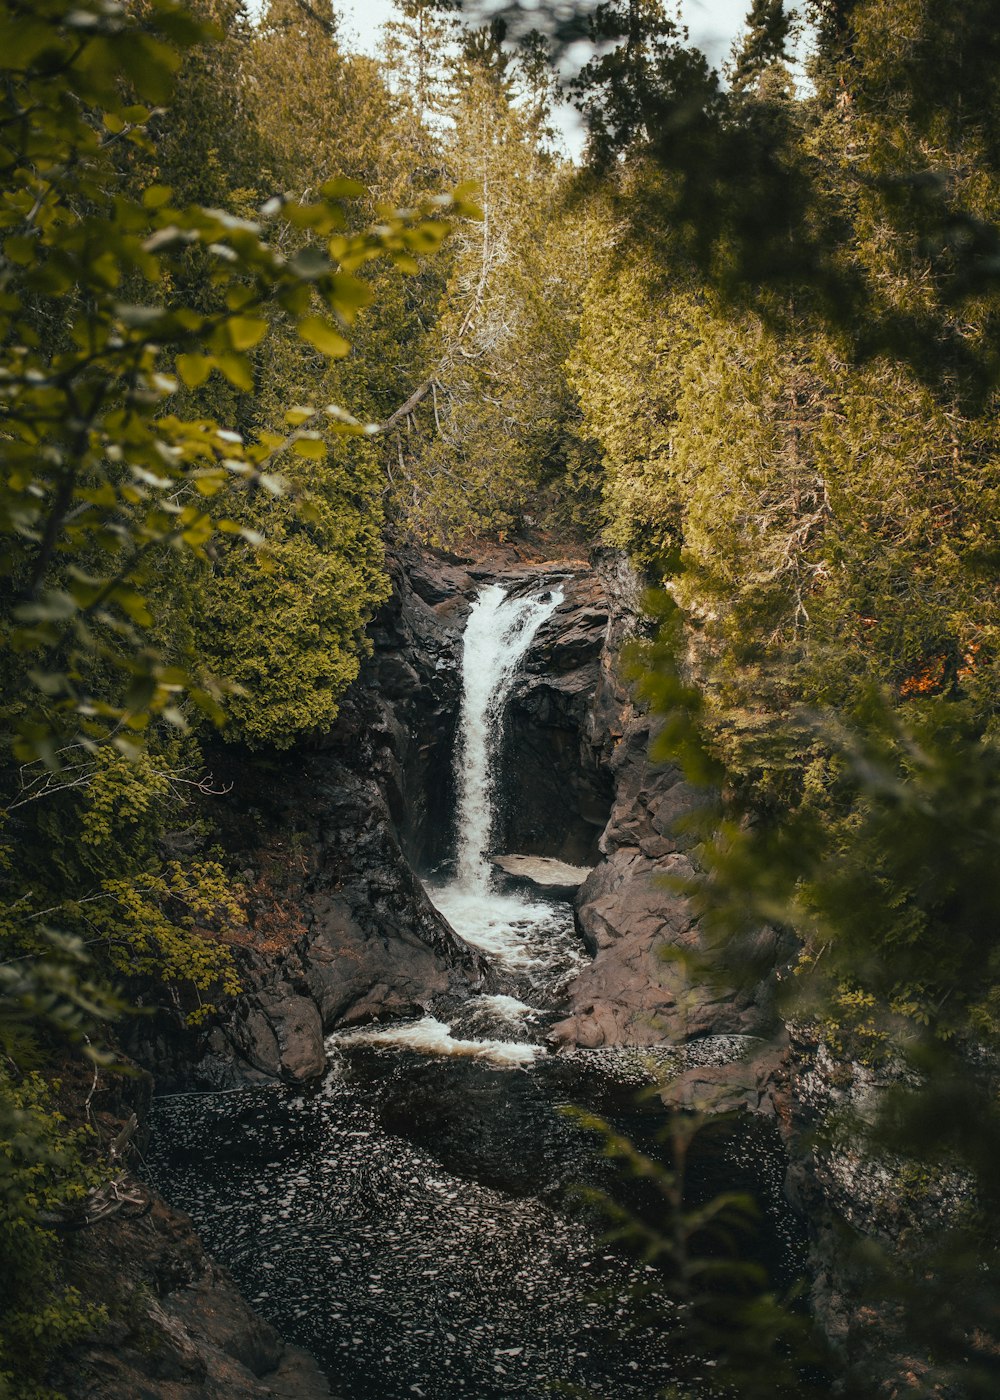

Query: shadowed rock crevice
left=500, top=571, right=614, bottom=866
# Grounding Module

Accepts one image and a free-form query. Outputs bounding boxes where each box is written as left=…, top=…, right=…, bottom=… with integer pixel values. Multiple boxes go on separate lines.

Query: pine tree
left=728, top=0, right=793, bottom=93
left=383, top=0, right=460, bottom=124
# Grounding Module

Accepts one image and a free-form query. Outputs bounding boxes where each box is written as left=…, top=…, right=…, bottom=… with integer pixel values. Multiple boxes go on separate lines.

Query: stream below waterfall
left=146, top=584, right=807, bottom=1399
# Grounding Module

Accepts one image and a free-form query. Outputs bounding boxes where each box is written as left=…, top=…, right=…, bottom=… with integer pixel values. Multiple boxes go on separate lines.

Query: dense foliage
left=567, top=0, right=1000, bottom=1391
left=0, top=0, right=475, bottom=1389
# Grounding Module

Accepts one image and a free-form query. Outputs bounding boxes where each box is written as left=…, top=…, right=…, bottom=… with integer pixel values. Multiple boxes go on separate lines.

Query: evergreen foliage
left=566, top=0, right=1000, bottom=1387
left=728, top=0, right=793, bottom=93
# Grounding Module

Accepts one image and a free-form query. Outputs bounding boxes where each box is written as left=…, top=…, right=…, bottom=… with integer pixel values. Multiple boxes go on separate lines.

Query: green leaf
left=116, top=592, right=153, bottom=626
left=194, top=472, right=226, bottom=497
left=142, top=184, right=173, bottom=209
left=176, top=353, right=213, bottom=389
left=293, top=435, right=327, bottom=460
left=226, top=316, right=267, bottom=351
left=325, top=272, right=372, bottom=322
left=4, top=235, right=35, bottom=266
left=225, top=285, right=256, bottom=311
left=215, top=352, right=254, bottom=391
left=115, top=303, right=166, bottom=329
left=320, top=177, right=367, bottom=200
left=13, top=593, right=77, bottom=624
left=298, top=316, right=350, bottom=358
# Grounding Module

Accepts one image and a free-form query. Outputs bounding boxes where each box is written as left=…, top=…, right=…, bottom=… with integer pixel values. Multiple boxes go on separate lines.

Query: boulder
left=491, top=854, right=593, bottom=897
left=55, top=1185, right=336, bottom=1400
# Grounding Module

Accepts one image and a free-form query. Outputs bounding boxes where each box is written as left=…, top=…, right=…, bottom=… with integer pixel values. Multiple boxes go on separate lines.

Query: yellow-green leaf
left=326, top=272, right=372, bottom=322
left=293, top=436, right=327, bottom=460
left=227, top=316, right=267, bottom=351
left=5, top=235, right=34, bottom=266
left=298, top=316, right=350, bottom=358
left=142, top=184, right=174, bottom=209
left=320, top=176, right=367, bottom=200
left=215, top=352, right=254, bottom=391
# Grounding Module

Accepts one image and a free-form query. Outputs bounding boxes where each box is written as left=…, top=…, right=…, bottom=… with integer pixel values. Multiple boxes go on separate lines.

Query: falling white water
left=428, top=582, right=575, bottom=969
left=454, top=583, right=563, bottom=891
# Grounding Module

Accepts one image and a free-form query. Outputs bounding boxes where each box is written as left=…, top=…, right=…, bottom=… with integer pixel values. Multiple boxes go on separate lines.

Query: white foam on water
left=471, top=994, right=536, bottom=1021
left=429, top=882, right=558, bottom=967
left=332, top=1015, right=538, bottom=1068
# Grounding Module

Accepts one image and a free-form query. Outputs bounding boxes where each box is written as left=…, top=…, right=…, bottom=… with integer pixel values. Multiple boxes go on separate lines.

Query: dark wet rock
left=551, top=741, right=784, bottom=1049
left=131, top=746, right=492, bottom=1091
left=54, top=1183, right=335, bottom=1400
left=231, top=985, right=324, bottom=1084
left=501, top=570, right=614, bottom=865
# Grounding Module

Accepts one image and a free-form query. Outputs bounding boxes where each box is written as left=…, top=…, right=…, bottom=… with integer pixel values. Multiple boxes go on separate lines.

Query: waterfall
left=453, top=583, right=564, bottom=893
left=427, top=581, right=569, bottom=966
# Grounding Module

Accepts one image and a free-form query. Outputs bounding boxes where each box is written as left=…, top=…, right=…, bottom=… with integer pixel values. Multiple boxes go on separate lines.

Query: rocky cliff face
left=127, top=547, right=488, bottom=1090
left=127, top=539, right=799, bottom=1140
left=548, top=556, right=791, bottom=1056
left=129, top=543, right=626, bottom=1091
left=501, top=568, right=614, bottom=866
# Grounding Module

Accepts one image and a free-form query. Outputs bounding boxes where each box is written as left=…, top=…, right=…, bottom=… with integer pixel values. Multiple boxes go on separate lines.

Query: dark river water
left=146, top=899, right=806, bottom=1400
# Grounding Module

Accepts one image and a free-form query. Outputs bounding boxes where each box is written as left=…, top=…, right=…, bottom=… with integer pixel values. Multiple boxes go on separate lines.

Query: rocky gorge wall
left=124, top=548, right=485, bottom=1090
left=121, top=538, right=800, bottom=1140
left=126, top=543, right=645, bottom=1091
left=98, top=542, right=909, bottom=1398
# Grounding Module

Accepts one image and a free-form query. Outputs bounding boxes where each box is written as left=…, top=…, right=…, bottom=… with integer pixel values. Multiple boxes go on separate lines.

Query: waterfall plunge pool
left=147, top=1041, right=804, bottom=1400
left=146, top=583, right=807, bottom=1398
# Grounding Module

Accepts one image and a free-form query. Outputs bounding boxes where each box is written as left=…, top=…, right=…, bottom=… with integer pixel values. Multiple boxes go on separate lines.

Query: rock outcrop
left=129, top=542, right=618, bottom=1091
left=550, top=710, right=789, bottom=1048
left=501, top=567, right=614, bottom=865
left=128, top=549, right=489, bottom=1090
left=550, top=557, right=790, bottom=1052
left=56, top=1182, right=335, bottom=1400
